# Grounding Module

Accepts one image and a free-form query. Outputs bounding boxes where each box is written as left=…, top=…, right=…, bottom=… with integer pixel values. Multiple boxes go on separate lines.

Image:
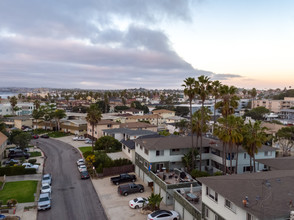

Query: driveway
left=32, top=138, right=107, bottom=220
left=92, top=176, right=173, bottom=220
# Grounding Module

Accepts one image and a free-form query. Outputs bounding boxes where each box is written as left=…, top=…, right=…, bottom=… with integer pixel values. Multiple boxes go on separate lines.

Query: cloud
left=0, top=0, right=242, bottom=89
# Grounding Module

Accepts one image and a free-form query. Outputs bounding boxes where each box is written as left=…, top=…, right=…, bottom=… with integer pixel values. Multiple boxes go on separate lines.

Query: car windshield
left=43, top=176, right=50, bottom=180
left=39, top=197, right=49, bottom=202
left=81, top=171, right=88, bottom=175
left=151, top=210, right=171, bottom=217
left=133, top=198, right=138, bottom=202
left=42, top=185, right=50, bottom=189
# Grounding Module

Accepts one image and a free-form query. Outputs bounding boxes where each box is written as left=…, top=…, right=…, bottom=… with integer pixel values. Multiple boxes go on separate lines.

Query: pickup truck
left=111, top=173, right=136, bottom=185
left=118, top=183, right=144, bottom=196
left=22, top=163, right=39, bottom=170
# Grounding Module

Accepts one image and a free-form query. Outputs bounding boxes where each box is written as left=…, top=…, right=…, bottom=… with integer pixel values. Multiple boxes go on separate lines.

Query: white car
left=41, top=183, right=52, bottom=194
left=73, top=136, right=86, bottom=141
left=147, top=210, right=180, bottom=220
left=38, top=193, right=51, bottom=210
left=78, top=165, right=87, bottom=172
left=76, top=159, right=85, bottom=166
left=129, top=197, right=148, bottom=209
left=22, top=163, right=39, bottom=170
left=42, top=174, right=52, bottom=185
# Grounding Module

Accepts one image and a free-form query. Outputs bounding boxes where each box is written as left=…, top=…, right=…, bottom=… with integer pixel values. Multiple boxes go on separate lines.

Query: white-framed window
left=206, top=187, right=218, bottom=202
left=144, top=161, right=148, bottom=169
left=205, top=206, right=209, bottom=218
left=247, top=213, right=252, bottom=220
left=265, top=151, right=272, bottom=156
left=140, top=145, right=143, bottom=150
left=128, top=149, right=130, bottom=153
left=244, top=153, right=246, bottom=159
left=156, top=150, right=164, bottom=156
left=123, top=145, right=126, bottom=149
left=225, top=199, right=236, bottom=213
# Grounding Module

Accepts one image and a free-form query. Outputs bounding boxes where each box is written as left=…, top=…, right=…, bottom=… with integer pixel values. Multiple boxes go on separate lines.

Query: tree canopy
left=243, top=106, right=270, bottom=120
left=95, top=136, right=121, bottom=152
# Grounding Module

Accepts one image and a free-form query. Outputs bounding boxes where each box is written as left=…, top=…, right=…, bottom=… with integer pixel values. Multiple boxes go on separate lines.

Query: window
left=123, top=145, right=126, bottom=149
left=144, top=149, right=149, bottom=155
left=205, top=206, right=209, bottom=218
left=144, top=161, right=148, bottom=169
left=244, top=153, right=246, bottom=159
left=128, top=149, right=130, bottom=153
left=107, top=124, right=111, bottom=128
left=140, top=145, right=143, bottom=150
left=172, top=149, right=180, bottom=152
left=156, top=150, right=164, bottom=156
left=225, top=199, right=236, bottom=212
left=247, top=213, right=252, bottom=220
left=206, top=187, right=218, bottom=202
left=139, top=158, right=143, bottom=163
left=265, top=151, right=272, bottom=156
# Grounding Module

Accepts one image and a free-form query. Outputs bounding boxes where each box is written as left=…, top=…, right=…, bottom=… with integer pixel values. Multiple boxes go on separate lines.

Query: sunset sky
left=0, top=0, right=293, bottom=89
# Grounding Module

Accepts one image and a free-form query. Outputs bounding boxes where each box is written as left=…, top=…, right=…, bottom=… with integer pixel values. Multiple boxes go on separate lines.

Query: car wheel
left=140, top=189, right=144, bottom=193
left=124, top=192, right=128, bottom=196
left=173, top=218, right=177, bottom=220
left=115, top=182, right=119, bottom=185
left=135, top=205, right=139, bottom=209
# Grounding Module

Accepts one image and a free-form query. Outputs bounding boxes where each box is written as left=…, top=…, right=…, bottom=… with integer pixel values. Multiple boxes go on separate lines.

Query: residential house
left=125, top=114, right=163, bottom=126
left=0, top=102, right=35, bottom=116
left=253, top=97, right=294, bottom=113
left=0, top=132, right=8, bottom=160
left=60, top=119, right=87, bottom=135
left=86, top=119, right=120, bottom=140
left=4, top=116, right=33, bottom=129
left=119, top=108, right=144, bottom=116
left=198, top=170, right=294, bottom=220
left=120, top=122, right=157, bottom=132
left=152, top=109, right=175, bottom=119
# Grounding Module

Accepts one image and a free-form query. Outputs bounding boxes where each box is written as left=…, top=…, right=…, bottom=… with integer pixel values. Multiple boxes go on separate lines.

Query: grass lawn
left=48, top=131, right=70, bottom=138
left=0, top=180, right=38, bottom=203
left=79, top=146, right=93, bottom=154
left=29, top=151, right=42, bottom=157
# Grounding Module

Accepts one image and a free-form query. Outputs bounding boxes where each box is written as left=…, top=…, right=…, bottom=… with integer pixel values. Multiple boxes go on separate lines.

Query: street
left=33, top=138, right=107, bottom=220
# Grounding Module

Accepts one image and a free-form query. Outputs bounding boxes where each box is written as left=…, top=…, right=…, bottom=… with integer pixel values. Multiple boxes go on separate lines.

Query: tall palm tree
left=86, top=104, right=102, bottom=151
left=182, top=77, right=197, bottom=169
left=192, top=107, right=211, bottom=171
left=243, top=121, right=267, bottom=172
left=215, top=85, right=239, bottom=174
left=196, top=75, right=212, bottom=171
left=54, top=109, right=66, bottom=131
left=250, top=88, right=257, bottom=109
left=211, top=80, right=222, bottom=129
left=34, top=100, right=41, bottom=110
left=9, top=96, right=18, bottom=115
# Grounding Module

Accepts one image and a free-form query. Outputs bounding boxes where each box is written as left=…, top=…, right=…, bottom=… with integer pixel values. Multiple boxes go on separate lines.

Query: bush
left=213, top=171, right=223, bottom=176
left=0, top=166, right=36, bottom=176
left=29, top=152, right=41, bottom=157
left=28, top=159, right=37, bottom=164
left=83, top=151, right=94, bottom=159
left=112, top=158, right=132, bottom=167
left=190, top=169, right=210, bottom=178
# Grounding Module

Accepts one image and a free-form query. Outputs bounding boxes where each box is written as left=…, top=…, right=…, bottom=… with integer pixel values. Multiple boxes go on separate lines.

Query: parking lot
left=92, top=174, right=173, bottom=220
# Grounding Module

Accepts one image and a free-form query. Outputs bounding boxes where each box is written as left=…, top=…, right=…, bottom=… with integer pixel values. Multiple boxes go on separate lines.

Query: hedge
left=0, top=166, right=36, bottom=176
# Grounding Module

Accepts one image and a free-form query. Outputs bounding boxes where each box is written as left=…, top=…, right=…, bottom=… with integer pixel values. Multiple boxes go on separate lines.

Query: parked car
left=85, top=139, right=93, bottom=144
left=9, top=147, right=28, bottom=153
left=117, top=183, right=144, bottom=196
left=22, top=163, right=39, bottom=170
left=111, top=173, right=136, bottom=185
left=38, top=193, right=51, bottom=210
left=147, top=210, right=180, bottom=220
left=41, top=134, right=49, bottom=138
left=78, top=164, right=87, bottom=172
left=42, top=174, right=52, bottom=185
left=8, top=151, right=30, bottom=159
left=73, top=136, right=85, bottom=141
left=76, top=159, right=85, bottom=166
left=40, top=183, right=52, bottom=194
left=23, top=127, right=33, bottom=132
left=80, top=171, right=90, bottom=179
left=129, top=197, right=148, bottom=209
left=32, top=134, right=39, bottom=139
left=2, top=159, right=20, bottom=166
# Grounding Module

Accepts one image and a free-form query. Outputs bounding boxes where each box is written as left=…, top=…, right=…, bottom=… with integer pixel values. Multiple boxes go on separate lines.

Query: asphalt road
left=33, top=138, right=108, bottom=220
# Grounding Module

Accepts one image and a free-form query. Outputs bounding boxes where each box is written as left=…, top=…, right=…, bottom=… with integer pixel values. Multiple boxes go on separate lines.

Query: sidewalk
left=6, top=174, right=42, bottom=182
left=4, top=202, right=37, bottom=220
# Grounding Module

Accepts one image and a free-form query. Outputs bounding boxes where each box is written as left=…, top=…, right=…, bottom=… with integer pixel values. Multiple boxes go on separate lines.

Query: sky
left=0, top=0, right=293, bottom=90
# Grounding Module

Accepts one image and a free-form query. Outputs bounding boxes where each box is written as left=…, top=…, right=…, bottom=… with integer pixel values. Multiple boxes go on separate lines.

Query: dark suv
left=8, top=151, right=30, bottom=159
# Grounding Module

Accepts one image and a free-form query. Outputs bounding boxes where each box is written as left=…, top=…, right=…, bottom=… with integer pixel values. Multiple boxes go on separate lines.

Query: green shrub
left=29, top=152, right=41, bottom=157
left=213, top=171, right=223, bottom=176
left=83, top=151, right=94, bottom=159
left=96, top=164, right=103, bottom=174
left=190, top=169, right=210, bottom=178
left=0, top=166, right=36, bottom=176
left=28, top=159, right=37, bottom=164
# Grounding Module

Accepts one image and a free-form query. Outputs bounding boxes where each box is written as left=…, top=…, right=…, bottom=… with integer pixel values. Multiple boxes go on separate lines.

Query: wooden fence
left=101, top=164, right=135, bottom=177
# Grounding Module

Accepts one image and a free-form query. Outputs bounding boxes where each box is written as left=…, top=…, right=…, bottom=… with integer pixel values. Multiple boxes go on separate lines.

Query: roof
left=0, top=131, right=8, bottom=145
left=256, top=157, right=294, bottom=170
left=126, top=115, right=162, bottom=120
left=103, top=128, right=156, bottom=136
left=123, top=108, right=142, bottom=113
left=120, top=122, right=157, bottom=129
left=97, top=120, right=120, bottom=125
left=197, top=170, right=294, bottom=220
left=152, top=109, right=175, bottom=114
left=121, top=139, right=135, bottom=149
left=280, top=109, right=294, bottom=113
left=65, top=119, right=87, bottom=125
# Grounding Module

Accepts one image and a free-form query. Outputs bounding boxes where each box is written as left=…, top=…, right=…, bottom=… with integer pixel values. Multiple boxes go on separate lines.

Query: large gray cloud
left=0, top=0, right=242, bottom=89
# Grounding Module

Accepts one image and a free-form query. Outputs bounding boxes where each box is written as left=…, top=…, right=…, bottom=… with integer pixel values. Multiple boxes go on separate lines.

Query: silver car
left=38, top=193, right=51, bottom=210
left=42, top=174, right=52, bottom=185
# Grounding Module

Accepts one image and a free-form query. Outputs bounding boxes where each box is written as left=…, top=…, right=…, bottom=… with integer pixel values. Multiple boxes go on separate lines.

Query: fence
left=101, top=164, right=135, bottom=177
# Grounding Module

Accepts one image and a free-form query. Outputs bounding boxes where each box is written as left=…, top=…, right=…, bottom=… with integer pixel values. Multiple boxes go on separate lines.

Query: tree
left=96, top=100, right=109, bottom=113
left=9, top=96, right=18, bottom=115
left=86, top=104, right=102, bottom=151
left=211, top=80, right=222, bottom=128
left=158, top=130, right=170, bottom=136
left=195, top=75, right=212, bottom=171
left=53, top=109, right=66, bottom=131
left=182, top=77, right=197, bottom=169
left=147, top=193, right=163, bottom=211
left=32, top=109, right=44, bottom=129
left=182, top=148, right=199, bottom=172
left=175, top=119, right=189, bottom=135
left=95, top=136, right=121, bottom=152
left=249, top=88, right=257, bottom=108
left=0, top=121, right=8, bottom=136
left=275, top=126, right=294, bottom=156
left=34, top=100, right=41, bottom=110
left=175, top=106, right=189, bottom=117
left=243, top=121, right=268, bottom=172
left=243, top=107, right=270, bottom=121
left=9, top=130, right=32, bottom=150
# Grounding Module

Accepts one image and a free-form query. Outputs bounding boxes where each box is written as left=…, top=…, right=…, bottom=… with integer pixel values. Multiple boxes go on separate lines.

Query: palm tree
left=192, top=107, right=211, bottom=171
left=32, top=109, right=44, bottom=129
left=148, top=193, right=163, bottom=211
left=9, top=96, right=18, bottom=115
left=182, top=77, right=197, bottom=169
left=54, top=109, right=66, bottom=131
left=211, top=80, right=221, bottom=129
left=250, top=88, right=257, bottom=109
left=243, top=121, right=267, bottom=172
left=34, top=100, right=41, bottom=110
left=196, top=75, right=212, bottom=171
left=86, top=104, right=102, bottom=151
